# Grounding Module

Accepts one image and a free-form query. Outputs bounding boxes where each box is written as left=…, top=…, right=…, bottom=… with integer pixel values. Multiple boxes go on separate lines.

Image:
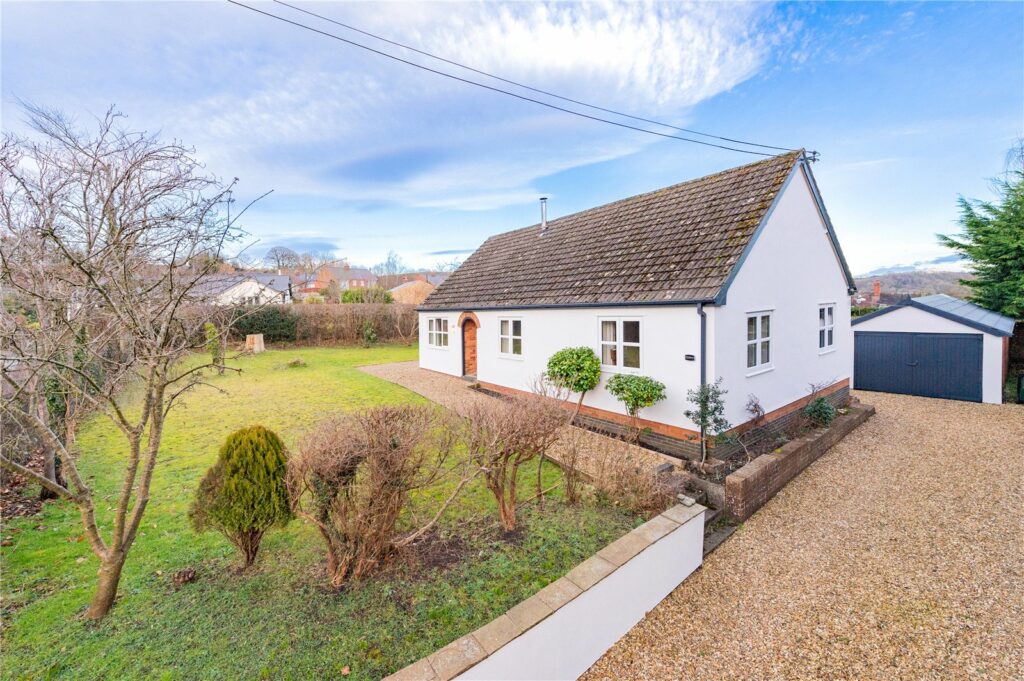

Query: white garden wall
left=852, top=305, right=1004, bottom=404
left=386, top=503, right=707, bottom=681
left=458, top=505, right=704, bottom=681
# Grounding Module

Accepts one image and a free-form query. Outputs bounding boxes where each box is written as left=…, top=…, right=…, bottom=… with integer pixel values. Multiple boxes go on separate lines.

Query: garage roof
left=853, top=294, right=1016, bottom=337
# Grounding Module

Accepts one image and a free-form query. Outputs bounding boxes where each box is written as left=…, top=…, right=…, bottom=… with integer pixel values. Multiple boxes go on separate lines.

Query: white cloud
left=162, top=1, right=780, bottom=210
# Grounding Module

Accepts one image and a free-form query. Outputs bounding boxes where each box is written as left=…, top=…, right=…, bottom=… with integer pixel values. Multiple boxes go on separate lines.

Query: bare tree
left=462, top=395, right=565, bottom=531
left=264, top=245, right=299, bottom=271
left=296, top=250, right=337, bottom=284
left=371, top=250, right=410, bottom=289
left=0, top=105, right=257, bottom=619
left=433, top=257, right=462, bottom=273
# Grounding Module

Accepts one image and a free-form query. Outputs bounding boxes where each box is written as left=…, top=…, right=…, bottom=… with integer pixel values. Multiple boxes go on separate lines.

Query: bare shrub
left=463, top=394, right=566, bottom=531
left=289, top=405, right=470, bottom=585
left=555, top=429, right=588, bottom=506
left=590, top=439, right=675, bottom=518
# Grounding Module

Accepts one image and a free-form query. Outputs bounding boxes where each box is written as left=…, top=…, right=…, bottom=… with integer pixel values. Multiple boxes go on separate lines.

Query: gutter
left=417, top=298, right=717, bottom=313
left=697, top=302, right=708, bottom=461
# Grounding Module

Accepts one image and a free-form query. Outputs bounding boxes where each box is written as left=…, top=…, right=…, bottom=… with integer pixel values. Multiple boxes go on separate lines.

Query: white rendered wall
left=418, top=312, right=463, bottom=377
left=463, top=306, right=705, bottom=431
left=853, top=305, right=1003, bottom=404
left=712, top=166, right=854, bottom=426
left=457, top=509, right=705, bottom=681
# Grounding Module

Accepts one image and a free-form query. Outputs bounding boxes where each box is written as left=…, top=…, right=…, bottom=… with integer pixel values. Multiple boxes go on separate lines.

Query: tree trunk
left=32, top=376, right=59, bottom=501
left=572, top=392, right=586, bottom=424
left=86, top=552, right=125, bottom=620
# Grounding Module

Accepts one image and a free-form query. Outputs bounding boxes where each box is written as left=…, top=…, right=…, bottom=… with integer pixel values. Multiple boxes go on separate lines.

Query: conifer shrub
left=190, top=425, right=293, bottom=568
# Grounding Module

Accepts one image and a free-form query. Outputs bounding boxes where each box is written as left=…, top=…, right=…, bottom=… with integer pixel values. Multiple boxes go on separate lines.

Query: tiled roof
left=421, top=151, right=805, bottom=310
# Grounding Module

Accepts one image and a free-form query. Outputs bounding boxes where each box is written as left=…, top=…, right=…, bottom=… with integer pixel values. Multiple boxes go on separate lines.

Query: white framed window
left=746, top=311, right=772, bottom=371
left=818, top=304, right=835, bottom=351
left=499, top=318, right=522, bottom=356
left=427, top=318, right=449, bottom=348
left=599, top=318, right=641, bottom=370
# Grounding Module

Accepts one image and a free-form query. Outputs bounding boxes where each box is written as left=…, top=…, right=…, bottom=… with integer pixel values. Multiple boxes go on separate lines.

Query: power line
left=272, top=0, right=792, bottom=153
left=226, top=0, right=788, bottom=157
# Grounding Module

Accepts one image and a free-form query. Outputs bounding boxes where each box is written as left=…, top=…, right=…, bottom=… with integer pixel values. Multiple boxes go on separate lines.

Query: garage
left=852, top=294, right=1015, bottom=404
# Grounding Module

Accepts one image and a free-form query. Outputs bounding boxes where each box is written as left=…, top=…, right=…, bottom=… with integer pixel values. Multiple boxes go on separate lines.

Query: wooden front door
left=462, top=319, right=478, bottom=376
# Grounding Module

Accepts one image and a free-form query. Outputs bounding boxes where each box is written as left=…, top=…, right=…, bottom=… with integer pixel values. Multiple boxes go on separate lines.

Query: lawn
left=1, top=346, right=641, bottom=680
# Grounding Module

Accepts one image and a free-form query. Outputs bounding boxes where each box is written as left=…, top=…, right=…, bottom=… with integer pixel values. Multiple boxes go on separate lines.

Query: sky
left=2, top=1, right=1022, bottom=274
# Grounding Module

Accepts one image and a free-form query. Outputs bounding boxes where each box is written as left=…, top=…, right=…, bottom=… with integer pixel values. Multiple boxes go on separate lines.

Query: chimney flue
left=540, top=197, right=548, bottom=233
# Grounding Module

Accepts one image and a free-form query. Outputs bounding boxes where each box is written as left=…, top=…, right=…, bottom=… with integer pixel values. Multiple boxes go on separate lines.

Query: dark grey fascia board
left=800, top=159, right=858, bottom=294
left=715, top=158, right=858, bottom=305
left=851, top=300, right=1013, bottom=337
left=713, top=161, right=799, bottom=306
left=417, top=298, right=717, bottom=313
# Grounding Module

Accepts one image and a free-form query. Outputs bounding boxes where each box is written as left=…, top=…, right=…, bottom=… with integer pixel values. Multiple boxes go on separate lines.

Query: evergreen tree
left=190, top=426, right=292, bottom=568
left=939, top=146, right=1024, bottom=318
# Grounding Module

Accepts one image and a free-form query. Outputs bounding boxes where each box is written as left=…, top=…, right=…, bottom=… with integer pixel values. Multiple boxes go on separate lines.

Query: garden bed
left=0, top=346, right=647, bottom=680
left=679, top=402, right=876, bottom=520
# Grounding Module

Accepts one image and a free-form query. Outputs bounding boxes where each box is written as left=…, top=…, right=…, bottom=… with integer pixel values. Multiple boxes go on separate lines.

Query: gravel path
left=359, top=361, right=675, bottom=479
left=583, top=391, right=1024, bottom=680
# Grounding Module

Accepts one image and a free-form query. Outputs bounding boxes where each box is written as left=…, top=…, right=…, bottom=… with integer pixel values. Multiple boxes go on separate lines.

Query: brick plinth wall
left=724, top=403, right=874, bottom=521
left=574, top=385, right=851, bottom=462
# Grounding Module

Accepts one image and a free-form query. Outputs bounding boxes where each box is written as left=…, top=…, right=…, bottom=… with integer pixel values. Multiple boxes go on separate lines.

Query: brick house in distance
left=418, top=151, right=858, bottom=455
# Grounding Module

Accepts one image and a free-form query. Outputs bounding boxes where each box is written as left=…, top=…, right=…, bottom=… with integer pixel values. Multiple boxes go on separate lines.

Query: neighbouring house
left=377, top=270, right=451, bottom=290
left=389, top=280, right=436, bottom=305
left=194, top=272, right=292, bottom=305
left=291, top=263, right=376, bottom=297
left=418, top=151, right=857, bottom=452
left=852, top=294, right=1015, bottom=404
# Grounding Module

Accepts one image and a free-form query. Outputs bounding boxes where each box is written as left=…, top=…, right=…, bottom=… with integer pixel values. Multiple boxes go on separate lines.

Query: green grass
left=1, top=346, right=640, bottom=680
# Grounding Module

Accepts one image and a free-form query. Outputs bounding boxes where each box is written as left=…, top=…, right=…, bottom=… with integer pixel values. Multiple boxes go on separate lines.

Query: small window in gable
left=427, top=318, right=449, bottom=347
left=500, top=318, right=522, bottom=356
left=818, top=304, right=835, bottom=351
left=746, top=312, right=772, bottom=371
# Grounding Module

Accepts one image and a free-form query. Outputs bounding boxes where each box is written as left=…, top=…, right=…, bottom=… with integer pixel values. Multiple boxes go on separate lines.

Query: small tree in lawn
left=190, top=426, right=292, bottom=568
left=0, top=105, right=258, bottom=619
left=545, top=347, right=601, bottom=423
left=683, top=378, right=732, bottom=463
left=605, top=374, right=666, bottom=442
left=463, top=395, right=566, bottom=531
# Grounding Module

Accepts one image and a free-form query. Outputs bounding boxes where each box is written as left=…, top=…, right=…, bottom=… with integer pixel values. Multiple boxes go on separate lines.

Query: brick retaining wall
left=724, top=403, right=874, bottom=521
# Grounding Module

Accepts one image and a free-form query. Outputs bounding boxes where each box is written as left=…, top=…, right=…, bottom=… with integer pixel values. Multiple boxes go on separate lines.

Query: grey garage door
left=854, top=331, right=983, bottom=402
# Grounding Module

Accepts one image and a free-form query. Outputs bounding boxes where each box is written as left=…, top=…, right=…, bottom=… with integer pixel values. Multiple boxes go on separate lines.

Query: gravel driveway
left=584, top=392, right=1024, bottom=680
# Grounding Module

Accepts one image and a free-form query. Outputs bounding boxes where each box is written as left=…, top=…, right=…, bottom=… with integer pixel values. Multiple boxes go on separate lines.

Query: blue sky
left=3, top=1, right=1021, bottom=273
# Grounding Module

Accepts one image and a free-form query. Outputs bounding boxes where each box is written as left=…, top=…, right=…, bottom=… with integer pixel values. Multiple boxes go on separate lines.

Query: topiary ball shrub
left=803, top=397, right=837, bottom=427
left=605, top=374, right=667, bottom=440
left=190, top=425, right=293, bottom=568
left=546, top=347, right=602, bottom=420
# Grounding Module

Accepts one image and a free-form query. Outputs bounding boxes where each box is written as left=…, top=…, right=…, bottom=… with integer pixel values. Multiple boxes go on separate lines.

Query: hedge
left=219, top=304, right=418, bottom=346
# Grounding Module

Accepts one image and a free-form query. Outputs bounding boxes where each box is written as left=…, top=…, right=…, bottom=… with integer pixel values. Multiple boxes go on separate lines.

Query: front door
left=462, top=319, right=478, bottom=377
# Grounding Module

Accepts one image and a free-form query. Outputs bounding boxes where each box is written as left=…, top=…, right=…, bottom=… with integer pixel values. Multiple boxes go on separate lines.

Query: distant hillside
left=854, top=270, right=974, bottom=298
left=858, top=254, right=970, bottom=277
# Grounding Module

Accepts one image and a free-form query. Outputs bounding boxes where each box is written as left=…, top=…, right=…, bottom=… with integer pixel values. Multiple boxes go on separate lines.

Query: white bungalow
left=418, top=152, right=857, bottom=453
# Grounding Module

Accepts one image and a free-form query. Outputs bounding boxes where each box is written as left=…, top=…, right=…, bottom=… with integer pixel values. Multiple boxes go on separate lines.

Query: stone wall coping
left=384, top=501, right=707, bottom=681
